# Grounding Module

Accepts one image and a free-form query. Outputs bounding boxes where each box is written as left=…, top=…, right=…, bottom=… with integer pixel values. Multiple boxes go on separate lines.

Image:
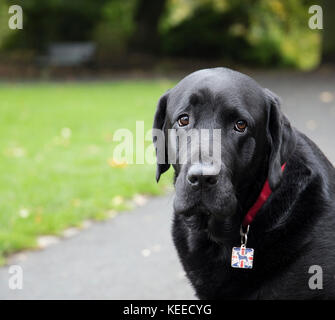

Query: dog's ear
left=152, top=91, right=170, bottom=182
left=264, top=88, right=296, bottom=190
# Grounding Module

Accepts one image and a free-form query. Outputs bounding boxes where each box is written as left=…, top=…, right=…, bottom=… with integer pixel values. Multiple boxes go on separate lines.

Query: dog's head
left=153, top=68, right=296, bottom=242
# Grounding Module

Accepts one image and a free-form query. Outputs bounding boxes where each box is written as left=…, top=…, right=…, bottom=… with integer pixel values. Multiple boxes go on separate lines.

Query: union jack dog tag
left=231, top=245, right=254, bottom=269
left=231, top=225, right=254, bottom=269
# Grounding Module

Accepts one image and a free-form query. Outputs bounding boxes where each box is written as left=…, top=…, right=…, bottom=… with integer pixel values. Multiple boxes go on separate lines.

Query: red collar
left=242, top=163, right=286, bottom=227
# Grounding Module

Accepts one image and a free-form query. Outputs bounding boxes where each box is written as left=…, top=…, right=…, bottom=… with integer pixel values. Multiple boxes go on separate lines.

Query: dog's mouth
left=175, top=199, right=240, bottom=243
left=182, top=211, right=239, bottom=244
left=206, top=215, right=239, bottom=243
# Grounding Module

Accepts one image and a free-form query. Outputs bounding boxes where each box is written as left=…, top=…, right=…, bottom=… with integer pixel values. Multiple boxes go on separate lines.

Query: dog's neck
left=235, top=159, right=270, bottom=225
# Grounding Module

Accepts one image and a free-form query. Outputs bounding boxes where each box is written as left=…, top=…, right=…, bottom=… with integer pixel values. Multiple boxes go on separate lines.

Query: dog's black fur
left=153, top=68, right=335, bottom=299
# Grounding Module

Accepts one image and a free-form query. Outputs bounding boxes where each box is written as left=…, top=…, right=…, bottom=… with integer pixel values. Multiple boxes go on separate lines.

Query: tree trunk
left=130, top=0, right=167, bottom=54
left=321, top=0, right=335, bottom=64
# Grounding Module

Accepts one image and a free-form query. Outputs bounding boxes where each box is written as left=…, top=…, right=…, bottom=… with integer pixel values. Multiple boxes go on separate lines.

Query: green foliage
left=246, top=0, right=320, bottom=69
left=161, top=1, right=252, bottom=59
left=3, top=0, right=109, bottom=50
left=0, top=80, right=173, bottom=263
left=0, top=0, right=322, bottom=69
left=161, top=0, right=321, bottom=69
left=0, top=1, right=10, bottom=49
left=93, top=0, right=137, bottom=56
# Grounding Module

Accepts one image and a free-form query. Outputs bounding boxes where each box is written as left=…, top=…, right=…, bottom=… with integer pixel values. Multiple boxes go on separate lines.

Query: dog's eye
left=178, top=114, right=189, bottom=127
left=234, top=120, right=247, bottom=132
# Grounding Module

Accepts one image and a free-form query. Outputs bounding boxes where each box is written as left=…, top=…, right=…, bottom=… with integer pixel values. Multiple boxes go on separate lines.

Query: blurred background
left=0, top=0, right=334, bottom=76
left=0, top=0, right=334, bottom=299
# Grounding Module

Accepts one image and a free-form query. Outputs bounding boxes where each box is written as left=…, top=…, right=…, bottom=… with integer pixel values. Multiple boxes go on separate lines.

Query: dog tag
left=231, top=245, right=254, bottom=269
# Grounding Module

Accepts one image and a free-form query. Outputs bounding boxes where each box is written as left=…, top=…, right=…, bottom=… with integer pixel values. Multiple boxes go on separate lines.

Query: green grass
left=0, top=80, right=174, bottom=263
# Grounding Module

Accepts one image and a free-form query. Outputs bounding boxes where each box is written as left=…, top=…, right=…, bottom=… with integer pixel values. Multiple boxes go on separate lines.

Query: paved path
left=0, top=71, right=334, bottom=299
left=0, top=195, right=195, bottom=299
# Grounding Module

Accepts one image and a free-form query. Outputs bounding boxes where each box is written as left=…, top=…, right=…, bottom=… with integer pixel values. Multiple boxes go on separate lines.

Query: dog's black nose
left=187, top=164, right=218, bottom=189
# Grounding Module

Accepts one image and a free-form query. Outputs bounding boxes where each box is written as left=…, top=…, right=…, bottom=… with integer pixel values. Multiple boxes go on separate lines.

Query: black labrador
left=152, top=67, right=335, bottom=299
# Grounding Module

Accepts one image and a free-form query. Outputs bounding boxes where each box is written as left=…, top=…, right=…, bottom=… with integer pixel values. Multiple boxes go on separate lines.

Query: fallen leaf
left=111, top=196, right=124, bottom=206
left=107, top=158, right=128, bottom=168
